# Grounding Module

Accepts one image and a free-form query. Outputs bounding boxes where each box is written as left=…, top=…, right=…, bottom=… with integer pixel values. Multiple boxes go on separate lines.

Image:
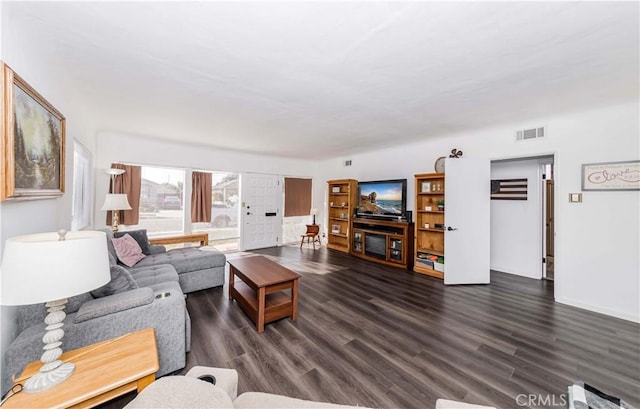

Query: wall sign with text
left=581, top=160, right=640, bottom=191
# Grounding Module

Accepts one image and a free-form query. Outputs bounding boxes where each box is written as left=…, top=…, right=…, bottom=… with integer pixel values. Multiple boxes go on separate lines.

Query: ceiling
left=4, top=2, right=639, bottom=159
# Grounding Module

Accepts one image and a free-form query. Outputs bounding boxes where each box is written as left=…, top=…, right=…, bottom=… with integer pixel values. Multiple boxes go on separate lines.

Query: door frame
left=542, top=172, right=554, bottom=280
left=489, top=151, right=558, bottom=299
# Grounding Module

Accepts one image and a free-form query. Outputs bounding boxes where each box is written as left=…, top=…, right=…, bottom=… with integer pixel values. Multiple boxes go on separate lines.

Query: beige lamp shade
left=101, top=193, right=132, bottom=211
left=0, top=231, right=111, bottom=306
left=310, top=208, right=319, bottom=215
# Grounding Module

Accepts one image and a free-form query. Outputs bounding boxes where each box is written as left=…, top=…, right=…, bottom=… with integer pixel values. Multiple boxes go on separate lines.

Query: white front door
left=240, top=173, right=283, bottom=251
left=444, top=158, right=491, bottom=285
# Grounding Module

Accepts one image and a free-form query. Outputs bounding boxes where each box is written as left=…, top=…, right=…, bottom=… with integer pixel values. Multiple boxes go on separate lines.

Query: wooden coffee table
left=4, top=328, right=159, bottom=409
left=228, top=256, right=301, bottom=333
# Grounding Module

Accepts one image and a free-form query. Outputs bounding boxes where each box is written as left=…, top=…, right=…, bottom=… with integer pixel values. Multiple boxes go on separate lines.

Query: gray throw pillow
left=91, top=264, right=139, bottom=298
left=114, top=229, right=152, bottom=255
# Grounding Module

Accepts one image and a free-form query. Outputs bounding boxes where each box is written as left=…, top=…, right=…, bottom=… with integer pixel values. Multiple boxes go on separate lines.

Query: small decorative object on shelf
left=437, top=200, right=445, bottom=211
left=332, top=186, right=341, bottom=193
left=331, top=224, right=341, bottom=234
left=449, top=148, right=463, bottom=158
left=421, top=181, right=431, bottom=192
left=434, top=157, right=446, bottom=173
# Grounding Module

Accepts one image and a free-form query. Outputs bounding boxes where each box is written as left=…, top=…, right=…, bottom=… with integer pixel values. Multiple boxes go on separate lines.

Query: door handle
left=246, top=212, right=252, bottom=215
left=447, top=226, right=458, bottom=231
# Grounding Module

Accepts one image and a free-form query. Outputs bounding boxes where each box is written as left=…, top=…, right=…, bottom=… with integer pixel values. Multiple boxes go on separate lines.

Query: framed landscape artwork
left=1, top=63, right=65, bottom=201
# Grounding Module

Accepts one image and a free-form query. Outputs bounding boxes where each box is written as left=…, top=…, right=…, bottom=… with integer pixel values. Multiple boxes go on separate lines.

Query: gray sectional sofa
left=2, top=229, right=226, bottom=393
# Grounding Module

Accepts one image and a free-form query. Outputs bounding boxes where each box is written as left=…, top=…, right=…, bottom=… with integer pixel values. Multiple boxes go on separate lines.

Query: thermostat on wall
left=569, top=193, right=582, bottom=203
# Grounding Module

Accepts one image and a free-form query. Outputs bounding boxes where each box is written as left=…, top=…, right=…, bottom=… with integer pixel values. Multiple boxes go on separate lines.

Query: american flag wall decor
left=491, top=178, right=528, bottom=200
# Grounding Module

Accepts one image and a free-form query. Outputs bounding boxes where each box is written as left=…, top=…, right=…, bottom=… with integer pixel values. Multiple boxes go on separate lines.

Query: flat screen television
left=357, top=179, right=407, bottom=219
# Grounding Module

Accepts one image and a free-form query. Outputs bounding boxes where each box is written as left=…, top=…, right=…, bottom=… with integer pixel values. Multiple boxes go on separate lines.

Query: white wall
left=0, top=6, right=98, bottom=394
left=319, top=100, right=640, bottom=322
left=94, top=132, right=323, bottom=238
left=490, top=159, right=545, bottom=279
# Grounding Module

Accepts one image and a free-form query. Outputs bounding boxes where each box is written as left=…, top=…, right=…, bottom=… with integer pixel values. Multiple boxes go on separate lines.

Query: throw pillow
left=114, top=229, right=152, bottom=255
left=91, top=264, right=139, bottom=298
left=111, top=234, right=146, bottom=267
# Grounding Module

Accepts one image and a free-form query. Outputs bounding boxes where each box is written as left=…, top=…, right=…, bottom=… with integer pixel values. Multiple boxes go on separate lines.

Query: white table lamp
left=0, top=230, right=110, bottom=393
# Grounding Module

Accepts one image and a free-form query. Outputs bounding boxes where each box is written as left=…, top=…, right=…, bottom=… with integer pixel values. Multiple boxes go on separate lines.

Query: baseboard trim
left=555, top=296, right=640, bottom=323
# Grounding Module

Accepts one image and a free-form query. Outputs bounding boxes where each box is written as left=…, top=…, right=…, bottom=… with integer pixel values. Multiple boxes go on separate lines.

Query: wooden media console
left=350, top=217, right=414, bottom=270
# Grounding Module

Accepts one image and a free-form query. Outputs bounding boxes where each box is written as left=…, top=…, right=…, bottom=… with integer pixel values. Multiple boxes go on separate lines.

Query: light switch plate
left=569, top=193, right=582, bottom=203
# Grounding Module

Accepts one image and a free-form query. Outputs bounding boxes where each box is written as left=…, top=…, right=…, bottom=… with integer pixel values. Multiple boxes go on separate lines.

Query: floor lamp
left=102, top=168, right=132, bottom=232
left=0, top=230, right=110, bottom=393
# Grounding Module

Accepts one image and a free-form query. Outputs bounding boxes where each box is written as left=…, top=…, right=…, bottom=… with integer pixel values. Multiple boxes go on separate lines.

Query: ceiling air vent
left=516, top=127, right=545, bottom=141
left=344, top=160, right=352, bottom=167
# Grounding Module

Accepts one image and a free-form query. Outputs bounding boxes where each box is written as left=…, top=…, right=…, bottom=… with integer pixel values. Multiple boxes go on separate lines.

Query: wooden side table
left=4, top=328, right=159, bottom=409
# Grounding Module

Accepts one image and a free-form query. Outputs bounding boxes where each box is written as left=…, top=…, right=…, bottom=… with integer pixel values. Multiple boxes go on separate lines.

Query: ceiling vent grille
left=344, top=160, right=352, bottom=167
left=516, top=127, right=545, bottom=141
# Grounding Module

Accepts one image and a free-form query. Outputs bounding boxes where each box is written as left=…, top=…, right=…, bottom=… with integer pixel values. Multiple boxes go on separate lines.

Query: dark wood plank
left=100, top=246, right=640, bottom=409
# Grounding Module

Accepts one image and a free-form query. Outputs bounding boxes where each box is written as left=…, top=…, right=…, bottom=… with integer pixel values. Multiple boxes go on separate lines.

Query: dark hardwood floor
left=103, top=246, right=640, bottom=408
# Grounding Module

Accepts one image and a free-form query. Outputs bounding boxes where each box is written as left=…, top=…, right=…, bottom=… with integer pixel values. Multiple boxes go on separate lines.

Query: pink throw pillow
left=111, top=234, right=146, bottom=267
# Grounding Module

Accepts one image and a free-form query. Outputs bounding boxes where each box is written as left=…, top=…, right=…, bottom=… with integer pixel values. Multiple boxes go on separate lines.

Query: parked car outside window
left=162, top=195, right=182, bottom=210
left=211, top=201, right=239, bottom=227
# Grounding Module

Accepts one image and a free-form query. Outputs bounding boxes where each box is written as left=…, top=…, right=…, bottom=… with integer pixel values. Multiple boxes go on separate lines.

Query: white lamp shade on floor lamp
left=100, top=193, right=132, bottom=212
left=101, top=193, right=132, bottom=232
left=0, top=230, right=111, bottom=392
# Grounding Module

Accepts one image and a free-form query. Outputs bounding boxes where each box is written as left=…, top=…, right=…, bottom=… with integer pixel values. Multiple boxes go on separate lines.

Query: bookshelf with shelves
left=326, top=179, right=357, bottom=253
left=414, top=173, right=446, bottom=279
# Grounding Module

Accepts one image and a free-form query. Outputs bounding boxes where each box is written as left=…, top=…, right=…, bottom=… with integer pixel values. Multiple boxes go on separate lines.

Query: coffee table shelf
left=232, top=281, right=293, bottom=326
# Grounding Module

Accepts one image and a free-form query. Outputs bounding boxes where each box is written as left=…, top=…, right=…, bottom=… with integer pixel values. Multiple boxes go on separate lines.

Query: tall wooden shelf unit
left=414, top=173, right=446, bottom=279
left=327, top=179, right=358, bottom=253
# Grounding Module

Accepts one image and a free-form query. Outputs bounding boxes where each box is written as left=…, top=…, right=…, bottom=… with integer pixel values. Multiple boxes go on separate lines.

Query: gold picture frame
left=1, top=63, right=65, bottom=201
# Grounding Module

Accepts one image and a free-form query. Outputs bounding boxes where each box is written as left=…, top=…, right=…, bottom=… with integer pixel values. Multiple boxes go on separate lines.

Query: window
left=284, top=178, right=312, bottom=217
left=136, top=166, right=185, bottom=236
left=193, top=172, right=240, bottom=251
left=71, top=140, right=92, bottom=231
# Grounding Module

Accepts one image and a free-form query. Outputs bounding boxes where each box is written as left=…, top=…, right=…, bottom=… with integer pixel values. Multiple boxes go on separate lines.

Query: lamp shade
left=0, top=231, right=111, bottom=306
left=101, top=193, right=132, bottom=211
left=310, top=208, right=319, bottom=215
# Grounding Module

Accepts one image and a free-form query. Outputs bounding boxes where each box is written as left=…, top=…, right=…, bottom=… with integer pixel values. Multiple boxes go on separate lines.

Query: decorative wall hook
left=449, top=149, right=463, bottom=158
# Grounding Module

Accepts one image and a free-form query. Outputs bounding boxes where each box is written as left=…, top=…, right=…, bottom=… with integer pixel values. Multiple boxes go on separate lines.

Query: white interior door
left=444, top=158, right=491, bottom=285
left=240, top=173, right=283, bottom=251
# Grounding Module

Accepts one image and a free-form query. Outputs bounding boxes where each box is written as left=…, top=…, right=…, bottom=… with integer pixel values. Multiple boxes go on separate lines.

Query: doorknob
left=247, top=212, right=252, bottom=215
left=447, top=226, right=458, bottom=231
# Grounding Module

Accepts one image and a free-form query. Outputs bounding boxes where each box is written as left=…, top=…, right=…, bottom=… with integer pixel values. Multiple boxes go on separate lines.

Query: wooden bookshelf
left=414, top=173, right=446, bottom=279
left=326, top=179, right=358, bottom=253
